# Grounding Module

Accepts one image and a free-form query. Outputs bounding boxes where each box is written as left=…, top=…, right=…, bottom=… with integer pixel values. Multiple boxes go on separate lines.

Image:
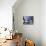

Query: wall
left=41, top=0, right=46, bottom=46
left=13, top=0, right=41, bottom=46
left=0, top=0, right=16, bottom=30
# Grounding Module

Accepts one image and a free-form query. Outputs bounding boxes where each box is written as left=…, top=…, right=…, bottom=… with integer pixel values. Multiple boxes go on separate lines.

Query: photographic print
left=23, top=16, right=34, bottom=25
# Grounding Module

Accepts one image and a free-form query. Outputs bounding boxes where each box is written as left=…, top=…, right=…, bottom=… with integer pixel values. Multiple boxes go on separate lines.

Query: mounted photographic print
left=23, top=16, right=34, bottom=25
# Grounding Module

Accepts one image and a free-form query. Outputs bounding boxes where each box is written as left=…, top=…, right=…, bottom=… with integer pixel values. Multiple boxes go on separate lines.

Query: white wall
left=13, top=0, right=41, bottom=46
left=41, top=0, right=46, bottom=46
left=0, top=0, right=16, bottom=30
left=13, top=0, right=46, bottom=46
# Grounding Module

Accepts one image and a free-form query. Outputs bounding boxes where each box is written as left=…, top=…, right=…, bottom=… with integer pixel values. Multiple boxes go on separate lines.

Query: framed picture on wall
left=23, top=16, right=34, bottom=25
